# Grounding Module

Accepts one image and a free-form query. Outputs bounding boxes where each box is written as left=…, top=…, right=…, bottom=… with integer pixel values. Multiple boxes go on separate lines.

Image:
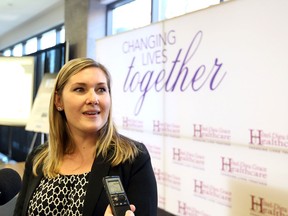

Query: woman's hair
left=33, top=58, right=139, bottom=177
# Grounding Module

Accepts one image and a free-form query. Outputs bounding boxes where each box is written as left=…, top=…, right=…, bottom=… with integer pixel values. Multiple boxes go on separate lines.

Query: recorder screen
left=107, top=180, right=124, bottom=194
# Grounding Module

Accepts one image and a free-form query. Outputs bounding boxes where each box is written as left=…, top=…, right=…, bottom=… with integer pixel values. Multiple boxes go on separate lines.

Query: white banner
left=0, top=57, right=34, bottom=126
left=96, top=0, right=288, bottom=215
left=25, top=73, right=56, bottom=134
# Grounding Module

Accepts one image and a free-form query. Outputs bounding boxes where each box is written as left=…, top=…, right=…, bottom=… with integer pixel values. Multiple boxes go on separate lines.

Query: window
left=157, top=0, right=220, bottom=21
left=107, top=0, right=151, bottom=35
left=59, top=26, right=65, bottom=44
left=107, top=0, right=223, bottom=36
left=3, top=49, right=11, bottom=56
left=12, top=43, right=23, bottom=56
left=0, top=24, right=65, bottom=57
left=25, top=37, right=37, bottom=55
left=40, top=29, right=57, bottom=50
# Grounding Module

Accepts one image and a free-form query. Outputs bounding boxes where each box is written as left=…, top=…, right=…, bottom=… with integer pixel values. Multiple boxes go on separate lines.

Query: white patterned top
left=27, top=172, right=90, bottom=216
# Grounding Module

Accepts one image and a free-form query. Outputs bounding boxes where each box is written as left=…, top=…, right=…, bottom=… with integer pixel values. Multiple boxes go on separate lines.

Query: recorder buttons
left=111, top=194, right=129, bottom=206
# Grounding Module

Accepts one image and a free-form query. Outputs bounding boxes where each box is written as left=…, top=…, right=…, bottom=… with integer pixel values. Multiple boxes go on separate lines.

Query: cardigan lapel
left=22, top=172, right=43, bottom=216
left=83, top=154, right=110, bottom=216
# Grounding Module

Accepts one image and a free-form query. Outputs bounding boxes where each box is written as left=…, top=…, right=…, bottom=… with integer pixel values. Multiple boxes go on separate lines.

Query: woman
left=14, top=58, right=157, bottom=216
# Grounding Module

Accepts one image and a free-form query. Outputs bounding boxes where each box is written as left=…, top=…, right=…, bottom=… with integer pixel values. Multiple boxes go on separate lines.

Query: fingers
left=104, top=205, right=113, bottom=216
left=125, top=204, right=136, bottom=216
left=104, top=204, right=136, bottom=216
left=125, top=210, right=135, bottom=216
left=129, top=204, right=136, bottom=212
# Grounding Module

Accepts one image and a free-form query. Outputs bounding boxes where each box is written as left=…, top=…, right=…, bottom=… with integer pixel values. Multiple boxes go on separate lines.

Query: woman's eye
left=74, top=87, right=84, bottom=92
left=98, top=87, right=107, bottom=93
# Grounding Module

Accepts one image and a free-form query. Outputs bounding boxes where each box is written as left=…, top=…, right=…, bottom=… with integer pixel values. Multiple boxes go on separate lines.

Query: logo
left=193, top=179, right=231, bottom=207
left=221, top=157, right=267, bottom=185
left=172, top=147, right=205, bottom=170
left=249, top=129, right=288, bottom=152
left=153, top=168, right=181, bottom=190
left=145, top=143, right=161, bottom=160
left=122, top=116, right=143, bottom=131
left=250, top=195, right=288, bottom=216
left=153, top=120, right=181, bottom=137
left=193, top=124, right=231, bottom=144
left=177, top=201, right=210, bottom=216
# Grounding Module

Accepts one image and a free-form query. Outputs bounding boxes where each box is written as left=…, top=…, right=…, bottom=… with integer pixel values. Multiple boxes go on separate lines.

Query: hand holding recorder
left=103, top=176, right=135, bottom=216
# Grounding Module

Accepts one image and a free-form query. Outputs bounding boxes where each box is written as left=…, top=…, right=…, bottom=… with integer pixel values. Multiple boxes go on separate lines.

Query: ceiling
left=0, top=0, right=63, bottom=38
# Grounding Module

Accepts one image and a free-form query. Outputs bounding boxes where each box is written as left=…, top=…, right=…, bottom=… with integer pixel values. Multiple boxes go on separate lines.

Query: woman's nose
left=86, top=90, right=99, bottom=104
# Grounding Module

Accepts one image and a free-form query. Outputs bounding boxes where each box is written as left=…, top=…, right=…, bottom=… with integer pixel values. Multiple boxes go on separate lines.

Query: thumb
left=125, top=210, right=135, bottom=216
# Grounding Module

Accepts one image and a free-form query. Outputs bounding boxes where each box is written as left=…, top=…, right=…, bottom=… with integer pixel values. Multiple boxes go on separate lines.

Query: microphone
left=0, top=168, right=22, bottom=205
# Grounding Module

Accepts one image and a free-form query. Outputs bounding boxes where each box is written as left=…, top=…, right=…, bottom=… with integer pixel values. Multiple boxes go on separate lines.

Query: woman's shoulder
left=26, top=142, right=48, bottom=162
left=116, top=135, right=154, bottom=181
left=32, top=142, right=48, bottom=155
left=119, top=134, right=148, bottom=152
left=118, top=134, right=152, bottom=168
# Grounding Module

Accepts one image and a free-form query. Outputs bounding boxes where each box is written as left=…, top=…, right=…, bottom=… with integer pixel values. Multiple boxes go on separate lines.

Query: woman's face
left=55, top=67, right=111, bottom=136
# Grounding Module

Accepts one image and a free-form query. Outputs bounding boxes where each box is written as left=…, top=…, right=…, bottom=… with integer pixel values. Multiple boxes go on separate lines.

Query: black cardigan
left=13, top=138, right=158, bottom=216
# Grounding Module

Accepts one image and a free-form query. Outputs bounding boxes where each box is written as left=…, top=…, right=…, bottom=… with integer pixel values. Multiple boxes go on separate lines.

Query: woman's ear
left=54, top=92, right=63, bottom=110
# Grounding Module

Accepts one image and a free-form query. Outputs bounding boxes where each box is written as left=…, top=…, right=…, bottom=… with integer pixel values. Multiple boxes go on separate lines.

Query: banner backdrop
left=96, top=0, right=288, bottom=215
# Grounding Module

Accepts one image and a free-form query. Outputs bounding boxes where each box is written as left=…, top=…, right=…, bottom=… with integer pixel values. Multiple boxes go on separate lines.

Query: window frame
left=106, top=0, right=135, bottom=35
left=0, top=24, right=64, bottom=57
left=106, top=0, right=223, bottom=36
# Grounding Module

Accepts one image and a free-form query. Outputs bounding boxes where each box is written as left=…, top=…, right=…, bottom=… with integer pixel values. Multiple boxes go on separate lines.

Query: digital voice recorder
left=102, top=176, right=131, bottom=216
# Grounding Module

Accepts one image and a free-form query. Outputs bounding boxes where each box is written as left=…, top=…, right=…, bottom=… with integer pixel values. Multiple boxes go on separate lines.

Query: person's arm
left=13, top=152, right=33, bottom=216
left=125, top=144, right=158, bottom=216
left=13, top=144, right=45, bottom=216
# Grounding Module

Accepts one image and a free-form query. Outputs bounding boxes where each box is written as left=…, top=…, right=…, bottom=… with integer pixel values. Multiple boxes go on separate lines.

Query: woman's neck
left=60, top=134, right=97, bottom=175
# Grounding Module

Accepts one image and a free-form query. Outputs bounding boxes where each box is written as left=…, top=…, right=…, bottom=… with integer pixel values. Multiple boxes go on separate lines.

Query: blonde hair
left=33, top=58, right=139, bottom=177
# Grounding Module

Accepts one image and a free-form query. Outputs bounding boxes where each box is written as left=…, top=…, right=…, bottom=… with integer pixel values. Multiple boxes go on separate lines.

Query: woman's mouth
left=83, top=111, right=100, bottom=115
